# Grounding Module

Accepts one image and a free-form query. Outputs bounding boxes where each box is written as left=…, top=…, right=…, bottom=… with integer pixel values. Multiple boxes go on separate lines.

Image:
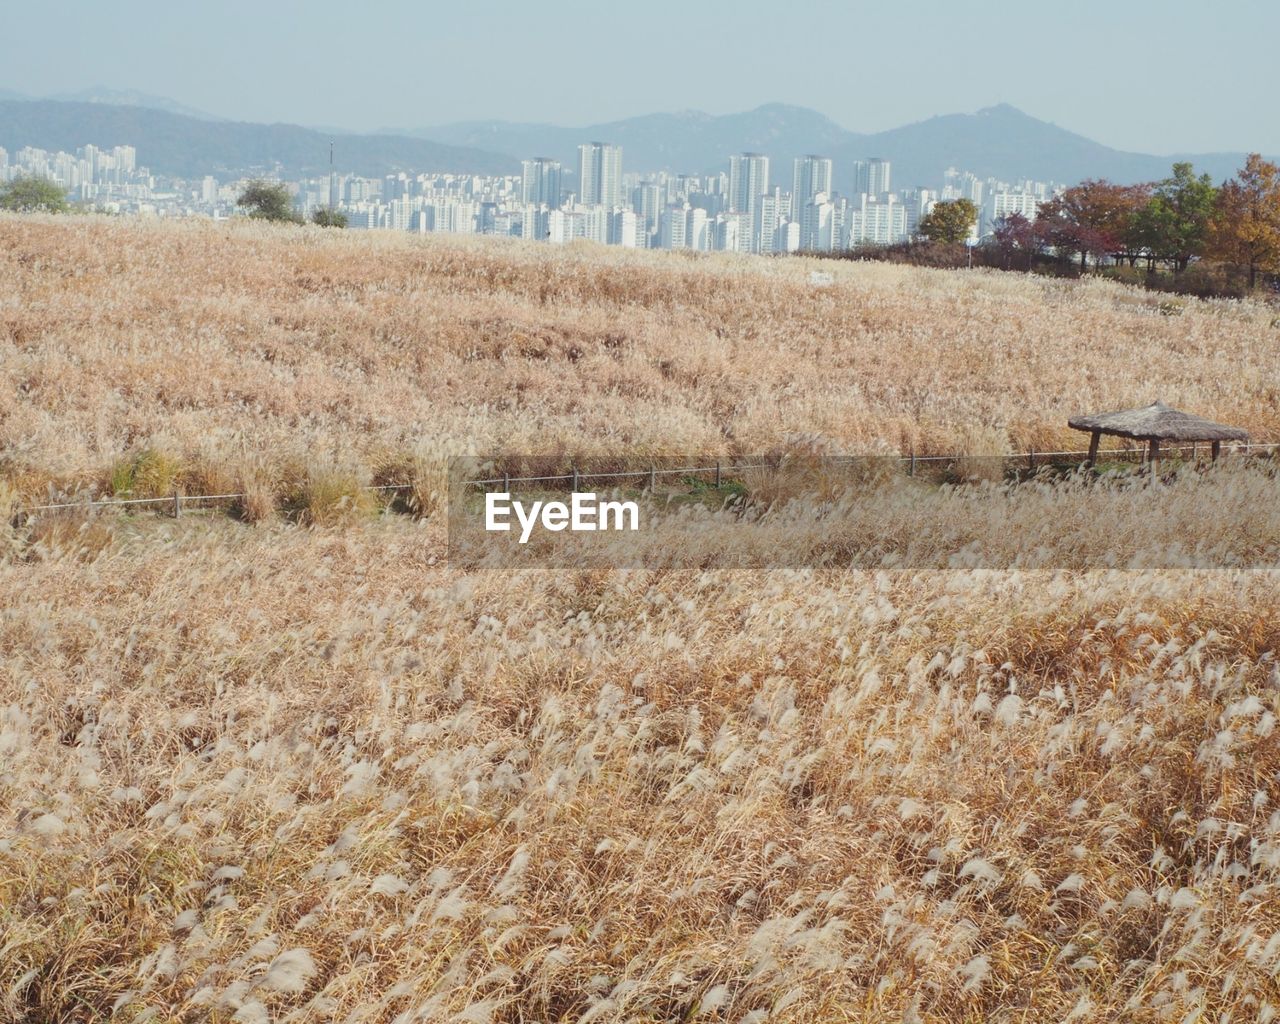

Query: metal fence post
left=715, top=461, right=721, bottom=488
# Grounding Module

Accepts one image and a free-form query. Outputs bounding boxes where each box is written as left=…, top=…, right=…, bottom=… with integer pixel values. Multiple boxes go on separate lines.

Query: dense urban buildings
left=0, top=140, right=1061, bottom=254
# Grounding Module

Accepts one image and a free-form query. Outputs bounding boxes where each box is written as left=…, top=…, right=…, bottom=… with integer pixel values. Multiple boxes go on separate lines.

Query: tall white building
left=903, top=188, right=937, bottom=236
left=728, top=153, right=769, bottom=218
left=755, top=188, right=789, bottom=254
left=632, top=181, right=662, bottom=231
left=610, top=209, right=638, bottom=247
left=521, top=157, right=563, bottom=207
left=984, top=191, right=1040, bottom=236
left=852, top=157, right=891, bottom=197
left=793, top=156, right=833, bottom=212
left=716, top=212, right=749, bottom=254
left=687, top=207, right=710, bottom=251
left=847, top=194, right=907, bottom=246
left=578, top=143, right=622, bottom=209
left=799, top=192, right=837, bottom=252
left=659, top=203, right=688, bottom=249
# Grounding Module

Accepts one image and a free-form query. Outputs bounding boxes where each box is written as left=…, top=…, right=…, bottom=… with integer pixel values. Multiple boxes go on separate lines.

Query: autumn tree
left=989, top=212, right=1042, bottom=270
left=1035, top=180, right=1149, bottom=271
left=917, top=198, right=978, bottom=244
left=1206, top=154, right=1280, bottom=289
left=1130, top=163, right=1217, bottom=272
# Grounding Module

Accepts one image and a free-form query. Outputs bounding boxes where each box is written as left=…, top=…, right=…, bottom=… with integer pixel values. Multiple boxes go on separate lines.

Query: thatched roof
left=1068, top=401, right=1248, bottom=442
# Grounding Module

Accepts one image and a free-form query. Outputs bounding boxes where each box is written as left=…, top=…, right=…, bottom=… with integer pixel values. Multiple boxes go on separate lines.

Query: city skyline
left=1, top=135, right=1058, bottom=258
left=1, top=0, right=1278, bottom=156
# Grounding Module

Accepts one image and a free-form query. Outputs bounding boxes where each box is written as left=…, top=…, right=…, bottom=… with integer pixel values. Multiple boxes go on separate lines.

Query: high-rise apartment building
left=852, top=157, right=891, bottom=197
left=728, top=153, right=770, bottom=217
left=521, top=157, right=563, bottom=207
left=984, top=191, right=1040, bottom=236
left=847, top=193, right=907, bottom=245
left=632, top=182, right=663, bottom=232
left=799, top=193, right=837, bottom=252
left=578, top=143, right=622, bottom=209
left=793, top=156, right=833, bottom=212
left=902, top=188, right=937, bottom=236
left=729, top=154, right=771, bottom=252
left=659, top=203, right=688, bottom=249
left=755, top=188, right=789, bottom=254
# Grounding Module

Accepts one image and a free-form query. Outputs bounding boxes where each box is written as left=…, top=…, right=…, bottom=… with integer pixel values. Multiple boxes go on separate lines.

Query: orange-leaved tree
left=1206, top=154, right=1280, bottom=289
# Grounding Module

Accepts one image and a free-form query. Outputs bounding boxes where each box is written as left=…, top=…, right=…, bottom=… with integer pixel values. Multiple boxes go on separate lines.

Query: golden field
left=4, top=215, right=1280, bottom=1023
left=1, top=213, right=1278, bottom=499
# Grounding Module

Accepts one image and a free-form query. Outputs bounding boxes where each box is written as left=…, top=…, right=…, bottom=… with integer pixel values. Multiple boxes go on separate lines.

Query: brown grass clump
left=288, top=462, right=377, bottom=526
left=106, top=447, right=184, bottom=498
left=371, top=445, right=451, bottom=518
left=23, top=511, right=115, bottom=561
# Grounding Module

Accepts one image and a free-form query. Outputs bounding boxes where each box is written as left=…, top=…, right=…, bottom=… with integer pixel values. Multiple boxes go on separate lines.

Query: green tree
left=311, top=208, right=348, bottom=228
left=237, top=180, right=303, bottom=224
left=1130, top=163, right=1217, bottom=272
left=1206, top=154, right=1280, bottom=289
left=0, top=176, right=71, bottom=213
left=917, top=198, right=978, bottom=244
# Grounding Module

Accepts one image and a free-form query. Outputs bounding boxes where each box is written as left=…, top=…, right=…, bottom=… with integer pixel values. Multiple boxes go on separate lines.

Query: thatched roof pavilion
left=1068, top=401, right=1248, bottom=464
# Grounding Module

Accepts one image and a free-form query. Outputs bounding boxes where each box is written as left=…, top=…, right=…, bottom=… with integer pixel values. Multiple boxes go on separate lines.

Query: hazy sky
left=4, top=0, right=1277, bottom=154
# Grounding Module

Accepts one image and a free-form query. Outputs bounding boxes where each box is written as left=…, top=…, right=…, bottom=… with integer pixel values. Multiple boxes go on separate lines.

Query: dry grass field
left=4, top=215, right=1280, bottom=1023
left=2, top=214, right=1278, bottom=501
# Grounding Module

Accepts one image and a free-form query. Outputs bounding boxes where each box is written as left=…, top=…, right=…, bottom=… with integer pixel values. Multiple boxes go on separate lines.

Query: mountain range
left=0, top=93, right=1266, bottom=187
left=0, top=101, right=518, bottom=179
left=414, top=103, right=1259, bottom=188
left=0, top=87, right=225, bottom=122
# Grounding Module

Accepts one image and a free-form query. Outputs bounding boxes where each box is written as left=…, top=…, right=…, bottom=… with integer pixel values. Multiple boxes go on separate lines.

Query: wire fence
left=462, top=442, right=1277, bottom=489
left=10, top=441, right=1277, bottom=519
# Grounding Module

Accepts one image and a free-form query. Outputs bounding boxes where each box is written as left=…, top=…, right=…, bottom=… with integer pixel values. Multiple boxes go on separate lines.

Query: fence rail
left=10, top=441, right=1277, bottom=518
left=461, top=442, right=1277, bottom=488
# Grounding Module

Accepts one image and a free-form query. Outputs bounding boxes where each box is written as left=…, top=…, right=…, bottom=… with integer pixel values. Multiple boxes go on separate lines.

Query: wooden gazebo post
left=1211, top=440, right=1222, bottom=461
left=1148, top=438, right=1160, bottom=464
left=1086, top=430, right=1100, bottom=467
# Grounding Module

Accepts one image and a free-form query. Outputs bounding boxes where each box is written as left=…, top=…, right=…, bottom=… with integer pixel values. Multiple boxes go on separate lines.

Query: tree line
left=914, top=154, right=1280, bottom=292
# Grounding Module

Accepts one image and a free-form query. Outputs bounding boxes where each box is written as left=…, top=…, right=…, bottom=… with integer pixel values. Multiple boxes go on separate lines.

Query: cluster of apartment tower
left=297, top=144, right=1052, bottom=251
left=2, top=139, right=1055, bottom=251
left=516, top=146, right=928, bottom=253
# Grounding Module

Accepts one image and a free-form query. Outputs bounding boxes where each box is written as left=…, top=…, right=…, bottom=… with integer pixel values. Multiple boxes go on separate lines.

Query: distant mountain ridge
left=0, top=100, right=517, bottom=179
left=416, top=102, right=1262, bottom=188
left=0, top=87, right=224, bottom=121
left=0, top=92, right=1266, bottom=188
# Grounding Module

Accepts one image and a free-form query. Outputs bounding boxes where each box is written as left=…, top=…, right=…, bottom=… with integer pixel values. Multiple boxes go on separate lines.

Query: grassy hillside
left=3, top=216, right=1280, bottom=1023
left=1, top=214, right=1277, bottom=503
